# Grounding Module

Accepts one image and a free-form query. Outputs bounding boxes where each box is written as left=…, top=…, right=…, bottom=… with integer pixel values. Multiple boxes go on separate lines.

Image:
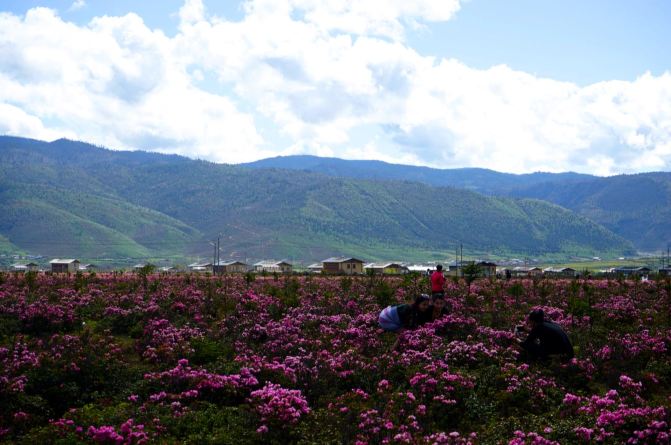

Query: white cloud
left=178, top=0, right=205, bottom=26
left=68, top=0, right=86, bottom=12
left=245, top=0, right=462, bottom=40
left=0, top=1, right=670, bottom=174
left=0, top=7, right=263, bottom=163
left=0, top=102, right=71, bottom=140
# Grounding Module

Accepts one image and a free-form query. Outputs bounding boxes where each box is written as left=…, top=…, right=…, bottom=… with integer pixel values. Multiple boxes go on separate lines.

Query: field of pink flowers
left=1, top=271, right=671, bottom=444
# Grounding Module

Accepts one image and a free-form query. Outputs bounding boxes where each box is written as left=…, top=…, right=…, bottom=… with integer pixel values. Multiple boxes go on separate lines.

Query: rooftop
left=322, top=257, right=365, bottom=263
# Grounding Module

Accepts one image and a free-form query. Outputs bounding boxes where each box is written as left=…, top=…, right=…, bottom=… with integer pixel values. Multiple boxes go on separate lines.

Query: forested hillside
left=244, top=155, right=671, bottom=251
left=508, top=174, right=671, bottom=252
left=0, top=137, right=635, bottom=262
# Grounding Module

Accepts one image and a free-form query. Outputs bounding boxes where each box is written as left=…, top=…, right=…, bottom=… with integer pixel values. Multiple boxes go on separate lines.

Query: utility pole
left=216, top=233, right=221, bottom=276
left=460, top=243, right=463, bottom=277
left=212, top=241, right=216, bottom=272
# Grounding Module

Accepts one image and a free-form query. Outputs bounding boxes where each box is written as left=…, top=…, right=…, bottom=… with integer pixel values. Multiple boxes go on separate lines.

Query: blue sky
left=409, top=0, right=671, bottom=85
left=1, top=0, right=670, bottom=174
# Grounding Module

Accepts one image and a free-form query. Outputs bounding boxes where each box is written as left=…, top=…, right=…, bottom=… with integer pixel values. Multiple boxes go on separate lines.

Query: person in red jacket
left=431, top=264, right=446, bottom=298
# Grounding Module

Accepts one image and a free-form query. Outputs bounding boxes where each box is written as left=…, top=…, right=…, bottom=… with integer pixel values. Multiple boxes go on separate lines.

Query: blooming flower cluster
left=248, top=381, right=311, bottom=431
left=0, top=272, right=670, bottom=443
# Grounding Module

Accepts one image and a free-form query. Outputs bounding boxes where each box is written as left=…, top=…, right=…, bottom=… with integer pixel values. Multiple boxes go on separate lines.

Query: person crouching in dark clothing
left=428, top=294, right=450, bottom=322
left=517, top=309, right=574, bottom=362
left=388, top=294, right=432, bottom=351
left=397, top=294, right=432, bottom=330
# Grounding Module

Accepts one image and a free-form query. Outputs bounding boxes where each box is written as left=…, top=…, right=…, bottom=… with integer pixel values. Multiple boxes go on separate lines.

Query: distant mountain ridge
left=242, top=155, right=593, bottom=194
left=0, top=136, right=635, bottom=262
left=242, top=155, right=671, bottom=252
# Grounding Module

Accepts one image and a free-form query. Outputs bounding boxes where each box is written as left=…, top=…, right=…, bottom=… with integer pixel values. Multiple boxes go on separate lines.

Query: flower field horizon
left=1, top=271, right=671, bottom=444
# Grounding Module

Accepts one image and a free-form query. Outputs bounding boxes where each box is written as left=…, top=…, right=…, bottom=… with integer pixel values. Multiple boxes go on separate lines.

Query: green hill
left=0, top=136, right=635, bottom=262
left=243, top=154, right=671, bottom=252
left=507, top=174, right=671, bottom=252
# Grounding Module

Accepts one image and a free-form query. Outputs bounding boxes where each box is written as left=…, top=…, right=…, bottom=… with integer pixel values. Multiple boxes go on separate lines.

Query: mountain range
left=243, top=155, right=592, bottom=194
left=1, top=136, right=664, bottom=265
left=244, top=155, right=671, bottom=253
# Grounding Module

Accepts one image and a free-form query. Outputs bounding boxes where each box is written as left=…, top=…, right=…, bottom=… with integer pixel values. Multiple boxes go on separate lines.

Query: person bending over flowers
left=516, top=309, right=574, bottom=363
left=379, top=294, right=432, bottom=351
left=378, top=294, right=432, bottom=332
left=428, top=294, right=450, bottom=322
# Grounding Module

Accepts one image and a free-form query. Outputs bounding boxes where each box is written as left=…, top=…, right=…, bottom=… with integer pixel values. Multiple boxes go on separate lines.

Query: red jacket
left=431, top=271, right=446, bottom=292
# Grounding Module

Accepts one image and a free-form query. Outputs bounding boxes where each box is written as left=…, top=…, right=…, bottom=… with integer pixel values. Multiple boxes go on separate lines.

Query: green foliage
left=462, top=263, right=482, bottom=287
left=166, top=404, right=257, bottom=444
left=191, top=338, right=234, bottom=366
left=244, top=272, right=256, bottom=286
left=398, top=272, right=428, bottom=297
left=372, top=279, right=395, bottom=307
left=339, top=276, right=353, bottom=293
left=23, top=270, right=38, bottom=292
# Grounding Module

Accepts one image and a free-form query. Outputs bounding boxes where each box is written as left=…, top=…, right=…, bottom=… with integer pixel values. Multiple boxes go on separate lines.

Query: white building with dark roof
left=543, top=267, right=577, bottom=278
left=253, top=260, right=293, bottom=273
left=12, top=262, right=39, bottom=272
left=214, top=261, right=248, bottom=274
left=50, top=259, right=80, bottom=273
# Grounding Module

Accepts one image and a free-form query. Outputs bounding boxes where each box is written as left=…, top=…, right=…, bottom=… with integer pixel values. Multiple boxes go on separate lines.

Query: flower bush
left=0, top=271, right=670, bottom=443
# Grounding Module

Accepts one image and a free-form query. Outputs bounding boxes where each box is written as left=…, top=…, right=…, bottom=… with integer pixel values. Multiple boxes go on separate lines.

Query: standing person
left=517, top=309, right=574, bottom=362
left=431, top=264, right=446, bottom=298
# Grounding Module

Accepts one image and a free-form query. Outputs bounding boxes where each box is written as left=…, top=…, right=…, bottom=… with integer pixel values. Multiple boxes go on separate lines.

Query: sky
left=1, top=0, right=670, bottom=175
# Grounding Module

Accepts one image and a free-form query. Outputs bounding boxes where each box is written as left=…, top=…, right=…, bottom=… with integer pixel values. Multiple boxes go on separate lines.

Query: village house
left=446, top=264, right=461, bottom=277
left=253, top=260, right=293, bottom=274
left=510, top=266, right=543, bottom=278
left=307, top=263, right=323, bottom=274
left=214, top=260, right=248, bottom=274
left=79, top=263, right=97, bottom=272
left=50, top=259, right=80, bottom=273
left=543, top=267, right=577, bottom=278
left=321, top=257, right=365, bottom=275
left=364, top=262, right=408, bottom=275
left=11, top=262, right=39, bottom=272
left=660, top=266, right=671, bottom=277
left=613, top=266, right=651, bottom=277
left=159, top=266, right=179, bottom=273
left=406, top=265, right=433, bottom=275
left=476, top=261, right=497, bottom=278
left=132, top=263, right=156, bottom=272
left=188, top=262, right=213, bottom=273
